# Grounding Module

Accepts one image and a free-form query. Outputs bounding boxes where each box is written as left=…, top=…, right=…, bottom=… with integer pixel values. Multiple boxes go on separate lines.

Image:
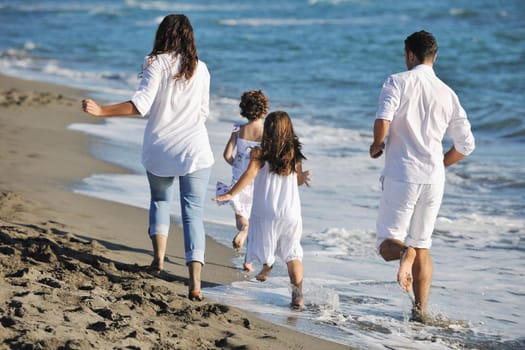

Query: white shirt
left=376, top=64, right=475, bottom=184
left=131, top=53, right=214, bottom=176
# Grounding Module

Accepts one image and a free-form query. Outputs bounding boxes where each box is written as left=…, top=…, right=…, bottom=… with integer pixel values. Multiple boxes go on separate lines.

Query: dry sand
left=0, top=74, right=351, bottom=349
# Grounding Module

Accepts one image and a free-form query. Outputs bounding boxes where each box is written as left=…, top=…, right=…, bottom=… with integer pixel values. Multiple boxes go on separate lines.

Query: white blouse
left=131, top=53, right=214, bottom=176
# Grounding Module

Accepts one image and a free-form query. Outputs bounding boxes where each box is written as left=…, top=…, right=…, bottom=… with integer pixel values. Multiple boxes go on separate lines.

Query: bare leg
left=150, top=234, right=167, bottom=273
left=287, top=260, right=304, bottom=309
left=379, top=239, right=416, bottom=292
left=412, top=248, right=432, bottom=318
left=232, top=215, right=253, bottom=271
left=399, top=246, right=416, bottom=292
left=242, top=259, right=254, bottom=272
left=255, top=264, right=272, bottom=282
left=188, top=261, right=203, bottom=301
left=232, top=214, right=249, bottom=251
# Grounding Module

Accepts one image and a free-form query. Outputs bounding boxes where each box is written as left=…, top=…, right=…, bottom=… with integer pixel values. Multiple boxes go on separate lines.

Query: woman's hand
left=81, top=99, right=140, bottom=117
left=82, top=99, right=103, bottom=116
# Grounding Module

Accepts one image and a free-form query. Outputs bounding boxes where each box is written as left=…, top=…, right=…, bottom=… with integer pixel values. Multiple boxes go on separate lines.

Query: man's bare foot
left=397, top=246, right=416, bottom=292
left=243, top=262, right=254, bottom=272
left=410, top=305, right=429, bottom=323
left=255, top=264, right=272, bottom=282
left=232, top=230, right=248, bottom=252
left=291, top=285, right=304, bottom=310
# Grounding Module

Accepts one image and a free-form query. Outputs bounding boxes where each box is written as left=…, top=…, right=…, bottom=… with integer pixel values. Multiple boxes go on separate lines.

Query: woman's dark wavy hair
left=239, top=90, right=269, bottom=121
left=260, top=111, right=306, bottom=176
left=404, top=30, right=438, bottom=62
left=147, top=14, right=198, bottom=81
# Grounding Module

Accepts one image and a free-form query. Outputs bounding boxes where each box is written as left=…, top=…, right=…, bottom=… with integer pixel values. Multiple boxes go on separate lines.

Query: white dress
left=229, top=126, right=260, bottom=219
left=245, top=162, right=303, bottom=266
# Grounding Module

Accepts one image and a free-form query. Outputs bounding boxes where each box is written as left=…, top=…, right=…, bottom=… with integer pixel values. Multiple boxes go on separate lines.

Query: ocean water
left=1, top=0, right=524, bottom=348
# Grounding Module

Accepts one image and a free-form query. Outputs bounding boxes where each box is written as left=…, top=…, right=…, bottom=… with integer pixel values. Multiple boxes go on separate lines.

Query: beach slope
left=0, top=74, right=350, bottom=349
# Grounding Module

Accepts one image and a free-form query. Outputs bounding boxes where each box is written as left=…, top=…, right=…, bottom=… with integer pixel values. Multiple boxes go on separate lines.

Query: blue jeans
left=146, top=167, right=211, bottom=264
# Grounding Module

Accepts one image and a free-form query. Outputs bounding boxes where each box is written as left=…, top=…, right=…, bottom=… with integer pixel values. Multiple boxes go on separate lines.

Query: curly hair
left=239, top=90, right=269, bottom=121
left=259, top=111, right=306, bottom=176
left=147, top=14, right=198, bottom=81
left=404, top=30, right=438, bottom=62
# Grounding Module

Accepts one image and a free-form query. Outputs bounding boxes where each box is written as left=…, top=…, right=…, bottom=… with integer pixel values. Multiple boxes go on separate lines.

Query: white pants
left=376, top=176, right=444, bottom=252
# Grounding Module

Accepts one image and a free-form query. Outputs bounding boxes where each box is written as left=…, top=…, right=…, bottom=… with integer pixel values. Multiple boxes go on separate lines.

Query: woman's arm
left=82, top=99, right=140, bottom=117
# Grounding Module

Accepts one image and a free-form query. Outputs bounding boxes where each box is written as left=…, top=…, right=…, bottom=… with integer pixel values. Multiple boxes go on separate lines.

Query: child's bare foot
left=243, top=262, right=254, bottom=272
left=255, top=264, right=272, bottom=282
left=291, top=285, right=304, bottom=310
left=232, top=230, right=248, bottom=252
left=398, top=246, right=416, bottom=292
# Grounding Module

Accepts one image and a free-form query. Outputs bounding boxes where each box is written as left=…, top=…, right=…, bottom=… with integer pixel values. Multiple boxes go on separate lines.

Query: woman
left=82, top=14, right=213, bottom=301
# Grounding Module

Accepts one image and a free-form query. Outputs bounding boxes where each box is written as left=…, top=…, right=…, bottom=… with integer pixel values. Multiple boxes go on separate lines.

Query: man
left=370, top=30, right=475, bottom=321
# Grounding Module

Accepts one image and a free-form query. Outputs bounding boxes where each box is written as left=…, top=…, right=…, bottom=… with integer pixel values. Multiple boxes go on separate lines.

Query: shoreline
left=0, top=73, right=352, bottom=349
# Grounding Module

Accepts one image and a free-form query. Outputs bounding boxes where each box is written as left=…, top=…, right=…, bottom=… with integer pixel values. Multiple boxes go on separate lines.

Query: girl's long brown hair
left=147, top=14, right=198, bottom=81
left=260, top=111, right=306, bottom=176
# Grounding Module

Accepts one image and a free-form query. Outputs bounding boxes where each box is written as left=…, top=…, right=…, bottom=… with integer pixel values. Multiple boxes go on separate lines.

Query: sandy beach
left=0, top=74, right=350, bottom=349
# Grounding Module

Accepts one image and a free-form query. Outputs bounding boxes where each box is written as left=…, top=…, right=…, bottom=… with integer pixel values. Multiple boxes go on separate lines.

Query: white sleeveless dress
left=229, top=126, right=260, bottom=219
left=245, top=162, right=304, bottom=266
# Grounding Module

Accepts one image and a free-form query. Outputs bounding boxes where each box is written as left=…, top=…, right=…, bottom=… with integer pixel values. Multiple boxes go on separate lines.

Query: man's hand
left=370, top=142, right=385, bottom=158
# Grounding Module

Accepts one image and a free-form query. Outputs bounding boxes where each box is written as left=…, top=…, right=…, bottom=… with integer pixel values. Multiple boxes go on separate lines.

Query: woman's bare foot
left=291, top=285, right=304, bottom=310
left=232, top=229, right=248, bottom=252
left=255, top=264, right=272, bottom=282
left=398, top=246, right=416, bottom=292
left=146, top=259, right=163, bottom=274
left=188, top=261, right=203, bottom=301
left=188, top=289, right=203, bottom=302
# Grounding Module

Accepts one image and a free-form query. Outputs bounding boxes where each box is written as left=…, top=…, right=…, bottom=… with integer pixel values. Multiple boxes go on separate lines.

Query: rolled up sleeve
left=376, top=76, right=401, bottom=121
left=131, top=57, right=161, bottom=117
left=447, top=102, right=475, bottom=156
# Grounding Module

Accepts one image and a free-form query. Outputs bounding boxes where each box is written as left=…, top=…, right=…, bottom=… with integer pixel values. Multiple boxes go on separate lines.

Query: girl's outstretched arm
left=212, top=148, right=262, bottom=202
left=296, top=161, right=311, bottom=187
left=82, top=99, right=140, bottom=117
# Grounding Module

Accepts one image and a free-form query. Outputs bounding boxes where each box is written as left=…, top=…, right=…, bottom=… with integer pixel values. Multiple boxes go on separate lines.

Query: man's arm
left=444, top=146, right=466, bottom=167
left=370, top=119, right=390, bottom=158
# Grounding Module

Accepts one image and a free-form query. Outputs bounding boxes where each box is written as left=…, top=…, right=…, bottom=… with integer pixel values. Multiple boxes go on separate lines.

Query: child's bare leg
left=232, top=214, right=249, bottom=252
left=287, top=260, right=304, bottom=309
left=255, top=264, right=272, bottom=282
left=242, top=258, right=254, bottom=272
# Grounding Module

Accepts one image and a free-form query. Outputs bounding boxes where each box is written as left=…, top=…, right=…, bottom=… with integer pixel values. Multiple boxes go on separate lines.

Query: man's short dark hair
left=404, top=30, right=438, bottom=62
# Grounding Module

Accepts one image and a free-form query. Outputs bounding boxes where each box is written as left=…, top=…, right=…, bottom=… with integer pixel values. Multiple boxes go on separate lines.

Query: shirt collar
left=412, top=64, right=435, bottom=75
